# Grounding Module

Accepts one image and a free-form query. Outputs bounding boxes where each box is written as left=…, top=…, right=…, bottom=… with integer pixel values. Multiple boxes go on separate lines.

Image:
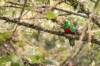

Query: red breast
left=64, top=28, right=71, bottom=33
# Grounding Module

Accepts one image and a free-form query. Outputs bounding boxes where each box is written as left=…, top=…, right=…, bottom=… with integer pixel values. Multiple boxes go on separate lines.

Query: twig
left=90, top=0, right=96, bottom=3
left=12, top=0, right=27, bottom=34
left=1, top=2, right=100, bottom=28
left=54, top=7, right=88, bottom=18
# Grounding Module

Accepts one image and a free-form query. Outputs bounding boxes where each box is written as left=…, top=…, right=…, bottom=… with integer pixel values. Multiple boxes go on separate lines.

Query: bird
left=64, top=17, right=78, bottom=34
left=63, top=17, right=78, bottom=46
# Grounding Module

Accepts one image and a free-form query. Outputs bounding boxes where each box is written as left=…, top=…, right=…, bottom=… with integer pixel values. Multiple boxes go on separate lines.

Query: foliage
left=0, top=0, right=100, bottom=66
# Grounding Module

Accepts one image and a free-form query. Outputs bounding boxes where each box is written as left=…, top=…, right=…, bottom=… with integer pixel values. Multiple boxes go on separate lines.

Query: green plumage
left=64, top=20, right=70, bottom=29
left=64, top=19, right=78, bottom=33
left=64, top=18, right=78, bottom=47
left=70, top=25, right=76, bottom=33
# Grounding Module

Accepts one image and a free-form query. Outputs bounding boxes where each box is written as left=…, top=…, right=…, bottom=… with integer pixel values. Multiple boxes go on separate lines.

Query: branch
left=54, top=7, right=88, bottom=18
left=0, top=16, right=100, bottom=45
left=90, top=0, right=96, bottom=3
left=7, top=1, right=28, bottom=7
left=54, top=7, right=100, bottom=28
left=2, top=1, right=100, bottom=27
left=0, top=16, right=76, bottom=38
left=18, top=0, right=27, bottom=19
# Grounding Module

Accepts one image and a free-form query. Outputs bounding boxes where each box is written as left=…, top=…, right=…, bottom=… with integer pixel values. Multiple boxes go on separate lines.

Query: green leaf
left=46, top=11, right=57, bottom=19
left=11, top=62, right=20, bottom=66
left=0, top=55, right=11, bottom=65
left=11, top=54, right=22, bottom=66
left=58, top=47, right=66, bottom=52
left=29, top=54, right=43, bottom=63
left=29, top=56, right=39, bottom=63
left=73, top=20, right=78, bottom=27
left=0, top=32, right=11, bottom=42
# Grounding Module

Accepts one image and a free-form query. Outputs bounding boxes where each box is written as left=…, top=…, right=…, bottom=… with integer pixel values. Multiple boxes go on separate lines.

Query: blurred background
left=0, top=0, right=100, bottom=66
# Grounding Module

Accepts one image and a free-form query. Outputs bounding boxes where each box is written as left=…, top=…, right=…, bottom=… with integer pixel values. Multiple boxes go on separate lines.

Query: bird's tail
left=69, top=38, right=75, bottom=47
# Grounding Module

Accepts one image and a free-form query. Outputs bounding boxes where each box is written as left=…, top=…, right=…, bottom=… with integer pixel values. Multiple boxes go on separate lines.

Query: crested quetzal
left=64, top=18, right=78, bottom=46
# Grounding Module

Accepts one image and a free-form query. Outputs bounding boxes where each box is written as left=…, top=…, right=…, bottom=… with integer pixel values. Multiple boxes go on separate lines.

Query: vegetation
left=0, top=0, right=100, bottom=66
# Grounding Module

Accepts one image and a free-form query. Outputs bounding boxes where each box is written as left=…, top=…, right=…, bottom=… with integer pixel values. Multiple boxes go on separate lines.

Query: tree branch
left=54, top=7, right=100, bottom=28
left=2, top=1, right=100, bottom=27
left=0, top=16, right=100, bottom=45
left=54, top=7, right=88, bottom=18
